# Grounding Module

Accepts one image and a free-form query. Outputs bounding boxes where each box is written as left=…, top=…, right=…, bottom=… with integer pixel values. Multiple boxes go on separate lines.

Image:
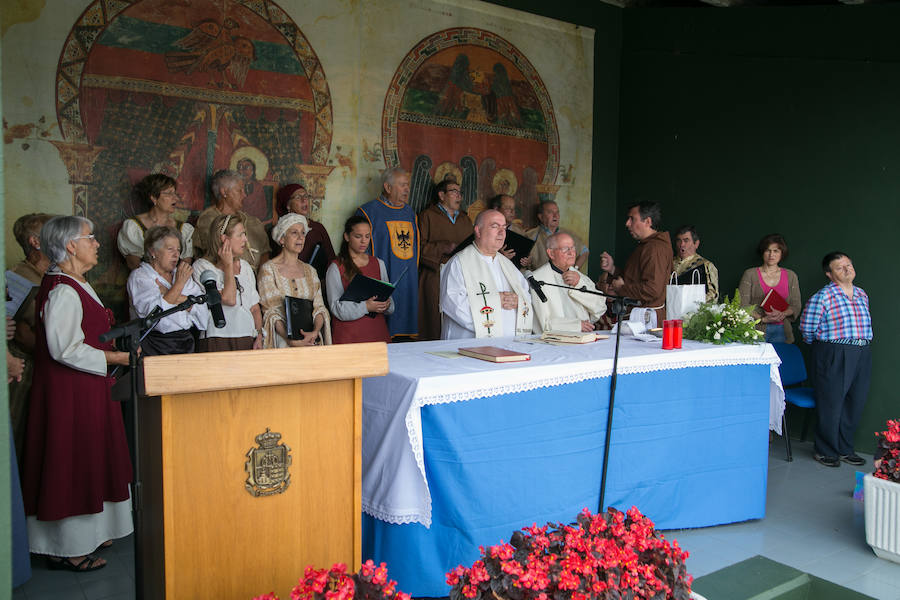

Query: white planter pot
left=864, top=473, right=900, bottom=564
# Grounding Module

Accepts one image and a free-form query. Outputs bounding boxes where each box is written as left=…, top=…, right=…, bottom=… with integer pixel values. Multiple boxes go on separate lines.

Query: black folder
left=284, top=295, right=314, bottom=339
left=339, top=274, right=396, bottom=303
left=448, top=229, right=535, bottom=265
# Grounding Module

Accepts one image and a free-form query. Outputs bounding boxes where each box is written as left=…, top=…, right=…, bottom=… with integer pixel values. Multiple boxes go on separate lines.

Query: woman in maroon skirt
left=22, top=216, right=132, bottom=572
left=325, top=216, right=393, bottom=344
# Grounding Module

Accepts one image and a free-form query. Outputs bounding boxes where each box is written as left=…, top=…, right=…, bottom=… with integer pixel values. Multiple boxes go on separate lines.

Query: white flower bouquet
left=683, top=290, right=764, bottom=345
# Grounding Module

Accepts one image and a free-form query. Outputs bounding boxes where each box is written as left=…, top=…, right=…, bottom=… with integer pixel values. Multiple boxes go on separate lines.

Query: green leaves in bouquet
left=683, top=290, right=764, bottom=345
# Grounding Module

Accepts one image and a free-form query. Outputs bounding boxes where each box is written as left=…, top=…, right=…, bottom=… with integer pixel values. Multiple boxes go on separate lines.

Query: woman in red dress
left=325, top=216, right=393, bottom=344
left=22, top=216, right=132, bottom=572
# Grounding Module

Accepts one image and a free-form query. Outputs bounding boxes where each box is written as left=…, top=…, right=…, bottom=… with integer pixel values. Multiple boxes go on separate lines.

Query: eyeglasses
left=445, top=188, right=462, bottom=196
left=551, top=246, right=576, bottom=253
left=72, top=234, right=96, bottom=241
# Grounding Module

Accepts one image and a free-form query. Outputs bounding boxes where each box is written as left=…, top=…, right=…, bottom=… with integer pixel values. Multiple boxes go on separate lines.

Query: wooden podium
left=139, top=343, right=389, bottom=599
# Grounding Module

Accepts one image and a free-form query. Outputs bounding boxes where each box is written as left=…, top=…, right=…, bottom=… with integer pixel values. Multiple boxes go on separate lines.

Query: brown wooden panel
left=143, top=343, right=388, bottom=396
left=159, top=380, right=359, bottom=599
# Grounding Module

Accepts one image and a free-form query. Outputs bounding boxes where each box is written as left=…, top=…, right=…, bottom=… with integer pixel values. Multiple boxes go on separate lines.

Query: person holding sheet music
left=258, top=213, right=331, bottom=348
left=275, top=183, right=335, bottom=301
left=738, top=233, right=801, bottom=344
left=191, top=213, right=263, bottom=352
left=325, top=216, right=393, bottom=344
left=417, top=179, right=473, bottom=340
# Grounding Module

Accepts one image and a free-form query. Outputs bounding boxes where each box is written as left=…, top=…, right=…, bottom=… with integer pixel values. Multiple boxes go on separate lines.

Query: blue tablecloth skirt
left=363, top=364, right=770, bottom=596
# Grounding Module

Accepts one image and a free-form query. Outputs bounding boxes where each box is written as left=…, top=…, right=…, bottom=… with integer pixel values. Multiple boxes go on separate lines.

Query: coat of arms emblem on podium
left=245, top=428, right=292, bottom=496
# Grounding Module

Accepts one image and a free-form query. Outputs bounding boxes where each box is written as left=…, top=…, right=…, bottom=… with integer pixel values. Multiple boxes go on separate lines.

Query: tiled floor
left=13, top=440, right=900, bottom=600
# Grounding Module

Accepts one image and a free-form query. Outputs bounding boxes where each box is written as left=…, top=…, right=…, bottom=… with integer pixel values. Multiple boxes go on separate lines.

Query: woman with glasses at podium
left=125, top=226, right=209, bottom=355
left=21, top=216, right=132, bottom=572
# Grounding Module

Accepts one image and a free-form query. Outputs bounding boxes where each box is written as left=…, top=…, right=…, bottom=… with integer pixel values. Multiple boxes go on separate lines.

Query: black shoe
left=840, top=454, right=866, bottom=466
left=814, top=454, right=840, bottom=467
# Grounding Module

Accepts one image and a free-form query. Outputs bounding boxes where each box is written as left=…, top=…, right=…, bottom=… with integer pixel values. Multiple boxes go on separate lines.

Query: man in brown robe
left=597, top=201, right=672, bottom=324
left=417, top=179, right=473, bottom=340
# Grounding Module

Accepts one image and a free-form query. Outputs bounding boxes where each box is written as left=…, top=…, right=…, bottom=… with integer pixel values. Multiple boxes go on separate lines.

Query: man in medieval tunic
left=672, top=225, right=719, bottom=303
left=357, top=167, right=419, bottom=339
left=440, top=209, right=532, bottom=339
left=417, top=178, right=473, bottom=340
left=531, top=232, right=607, bottom=334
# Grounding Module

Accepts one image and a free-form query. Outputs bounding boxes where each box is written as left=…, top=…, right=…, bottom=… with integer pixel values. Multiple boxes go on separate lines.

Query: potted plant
left=254, top=560, right=411, bottom=600
left=864, top=418, right=900, bottom=563
left=447, top=506, right=695, bottom=600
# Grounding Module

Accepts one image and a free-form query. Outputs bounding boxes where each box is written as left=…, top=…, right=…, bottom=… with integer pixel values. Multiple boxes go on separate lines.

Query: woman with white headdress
left=257, top=213, right=331, bottom=348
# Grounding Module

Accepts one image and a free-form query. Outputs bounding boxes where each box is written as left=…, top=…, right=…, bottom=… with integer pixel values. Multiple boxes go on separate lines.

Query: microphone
left=524, top=271, right=548, bottom=303
left=199, top=270, right=226, bottom=328
left=307, top=243, right=321, bottom=266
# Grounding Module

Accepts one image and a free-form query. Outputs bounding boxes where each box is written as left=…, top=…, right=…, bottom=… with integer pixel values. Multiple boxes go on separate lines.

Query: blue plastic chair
left=772, top=342, right=817, bottom=462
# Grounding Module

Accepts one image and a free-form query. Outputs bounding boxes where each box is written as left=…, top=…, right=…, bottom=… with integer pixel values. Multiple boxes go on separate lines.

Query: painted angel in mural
left=165, top=18, right=256, bottom=89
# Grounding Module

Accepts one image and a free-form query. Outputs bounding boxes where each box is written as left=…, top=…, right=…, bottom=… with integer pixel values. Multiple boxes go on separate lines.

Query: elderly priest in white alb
left=440, top=209, right=533, bottom=339
left=531, top=232, right=607, bottom=334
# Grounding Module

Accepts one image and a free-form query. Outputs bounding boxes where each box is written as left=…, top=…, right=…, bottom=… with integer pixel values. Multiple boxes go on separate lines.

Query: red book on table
left=760, top=289, right=789, bottom=312
left=457, top=346, right=531, bottom=363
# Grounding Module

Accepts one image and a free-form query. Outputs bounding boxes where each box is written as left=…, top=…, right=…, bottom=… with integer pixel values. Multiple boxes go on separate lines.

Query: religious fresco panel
left=382, top=28, right=560, bottom=230
left=53, top=0, right=332, bottom=314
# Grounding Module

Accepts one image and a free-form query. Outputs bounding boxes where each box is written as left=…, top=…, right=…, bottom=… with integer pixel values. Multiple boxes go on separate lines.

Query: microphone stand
left=99, top=294, right=207, bottom=600
left=529, top=278, right=640, bottom=514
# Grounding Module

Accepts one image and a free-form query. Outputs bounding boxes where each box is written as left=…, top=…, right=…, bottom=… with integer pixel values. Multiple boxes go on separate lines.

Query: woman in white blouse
left=22, top=216, right=132, bottom=571
left=192, top=213, right=263, bottom=351
left=258, top=213, right=331, bottom=348
left=117, top=174, right=193, bottom=270
left=126, top=226, right=208, bottom=355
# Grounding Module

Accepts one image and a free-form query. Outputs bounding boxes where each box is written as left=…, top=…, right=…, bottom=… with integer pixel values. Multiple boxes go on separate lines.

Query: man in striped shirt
left=799, top=252, right=873, bottom=468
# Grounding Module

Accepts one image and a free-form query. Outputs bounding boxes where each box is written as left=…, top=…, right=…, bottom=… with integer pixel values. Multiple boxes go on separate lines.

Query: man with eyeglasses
left=417, top=178, right=473, bottom=340
left=531, top=232, right=606, bottom=334
left=799, top=252, right=873, bottom=469
left=440, top=210, right=531, bottom=339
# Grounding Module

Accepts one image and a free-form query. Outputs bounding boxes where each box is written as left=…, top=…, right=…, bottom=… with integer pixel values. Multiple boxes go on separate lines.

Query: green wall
left=617, top=5, right=900, bottom=452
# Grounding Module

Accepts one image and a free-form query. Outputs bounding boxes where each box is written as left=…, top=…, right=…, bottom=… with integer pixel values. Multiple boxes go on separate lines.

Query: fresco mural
left=382, top=28, right=560, bottom=229
left=52, top=0, right=332, bottom=311
left=3, top=0, right=594, bottom=328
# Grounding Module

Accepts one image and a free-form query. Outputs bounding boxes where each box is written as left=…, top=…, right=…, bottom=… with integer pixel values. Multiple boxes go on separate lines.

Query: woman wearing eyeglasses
left=117, top=174, right=193, bottom=270
left=125, top=226, right=208, bottom=356
left=22, top=216, right=132, bottom=572
left=191, top=213, right=263, bottom=351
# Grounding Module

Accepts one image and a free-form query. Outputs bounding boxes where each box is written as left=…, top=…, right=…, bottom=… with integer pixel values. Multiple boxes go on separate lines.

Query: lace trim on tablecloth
left=388, top=354, right=784, bottom=527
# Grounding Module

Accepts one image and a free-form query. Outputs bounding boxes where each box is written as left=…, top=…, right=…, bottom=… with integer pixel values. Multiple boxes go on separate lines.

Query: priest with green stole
left=439, top=210, right=532, bottom=339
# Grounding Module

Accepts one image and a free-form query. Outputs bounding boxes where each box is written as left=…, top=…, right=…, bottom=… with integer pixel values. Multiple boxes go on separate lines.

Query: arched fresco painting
left=382, top=28, right=559, bottom=228
left=54, top=0, right=332, bottom=313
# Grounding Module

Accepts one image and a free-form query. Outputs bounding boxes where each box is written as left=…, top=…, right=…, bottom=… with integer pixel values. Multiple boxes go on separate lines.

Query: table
left=361, top=336, right=783, bottom=596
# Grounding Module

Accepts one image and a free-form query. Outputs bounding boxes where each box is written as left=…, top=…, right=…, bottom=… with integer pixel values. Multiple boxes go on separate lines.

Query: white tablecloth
left=362, top=336, right=783, bottom=527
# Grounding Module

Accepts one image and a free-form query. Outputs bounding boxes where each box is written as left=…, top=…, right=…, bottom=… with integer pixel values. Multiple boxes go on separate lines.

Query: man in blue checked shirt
left=799, top=252, right=873, bottom=468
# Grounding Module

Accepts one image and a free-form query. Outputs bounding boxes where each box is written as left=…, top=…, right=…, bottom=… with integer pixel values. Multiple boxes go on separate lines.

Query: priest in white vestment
left=530, top=232, right=607, bottom=334
left=440, top=209, right=533, bottom=339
